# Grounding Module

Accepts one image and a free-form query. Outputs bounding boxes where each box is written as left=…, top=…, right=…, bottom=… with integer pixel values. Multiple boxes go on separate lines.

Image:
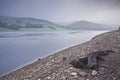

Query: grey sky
left=0, top=0, right=120, bottom=24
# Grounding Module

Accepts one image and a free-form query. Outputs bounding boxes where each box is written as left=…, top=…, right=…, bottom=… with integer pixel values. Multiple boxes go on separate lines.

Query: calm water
left=0, top=30, right=107, bottom=76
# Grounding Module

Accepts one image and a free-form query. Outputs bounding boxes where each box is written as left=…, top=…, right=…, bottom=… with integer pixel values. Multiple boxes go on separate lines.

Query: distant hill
left=68, top=20, right=117, bottom=30
left=0, top=16, right=68, bottom=31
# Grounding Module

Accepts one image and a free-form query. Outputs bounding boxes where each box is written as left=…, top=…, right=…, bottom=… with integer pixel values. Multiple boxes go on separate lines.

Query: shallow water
left=0, top=30, right=107, bottom=76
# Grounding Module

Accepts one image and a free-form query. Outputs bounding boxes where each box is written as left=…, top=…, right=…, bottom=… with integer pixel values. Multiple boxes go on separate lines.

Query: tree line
left=0, top=21, right=45, bottom=30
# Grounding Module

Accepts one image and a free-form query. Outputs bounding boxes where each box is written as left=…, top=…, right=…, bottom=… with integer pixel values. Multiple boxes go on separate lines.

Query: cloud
left=0, top=0, right=120, bottom=24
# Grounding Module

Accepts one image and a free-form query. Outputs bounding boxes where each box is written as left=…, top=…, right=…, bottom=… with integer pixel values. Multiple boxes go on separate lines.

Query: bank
left=0, top=30, right=120, bottom=80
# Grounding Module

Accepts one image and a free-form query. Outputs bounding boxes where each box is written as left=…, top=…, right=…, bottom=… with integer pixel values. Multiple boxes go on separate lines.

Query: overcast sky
left=0, top=0, right=120, bottom=24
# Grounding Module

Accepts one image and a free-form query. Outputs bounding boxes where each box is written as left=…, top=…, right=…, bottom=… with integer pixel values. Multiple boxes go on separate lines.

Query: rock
left=91, top=70, right=98, bottom=76
left=99, top=67, right=105, bottom=74
left=61, top=76, right=67, bottom=80
left=62, top=57, right=67, bottom=61
left=101, top=64, right=108, bottom=68
left=37, top=78, right=41, bottom=80
left=69, top=50, right=113, bottom=70
left=69, top=67, right=75, bottom=70
left=79, top=71, right=87, bottom=77
left=70, top=72, right=77, bottom=76
left=47, top=76, right=51, bottom=79
left=87, top=50, right=114, bottom=69
left=38, top=58, right=41, bottom=61
left=51, top=59, right=55, bottom=62
left=69, top=67, right=77, bottom=72
left=112, top=77, right=117, bottom=80
left=118, top=70, right=120, bottom=74
left=70, top=72, right=78, bottom=78
left=69, top=56, right=88, bottom=69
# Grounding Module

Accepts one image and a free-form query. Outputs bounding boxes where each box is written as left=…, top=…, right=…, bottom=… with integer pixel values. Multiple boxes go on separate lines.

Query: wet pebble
left=79, top=71, right=87, bottom=77
left=37, top=78, right=41, bottom=80
left=47, top=76, right=51, bottom=79
left=70, top=72, right=77, bottom=75
left=91, top=70, right=98, bottom=76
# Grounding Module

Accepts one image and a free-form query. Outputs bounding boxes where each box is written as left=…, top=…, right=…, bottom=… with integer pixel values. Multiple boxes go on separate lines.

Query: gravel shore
left=0, top=30, right=120, bottom=80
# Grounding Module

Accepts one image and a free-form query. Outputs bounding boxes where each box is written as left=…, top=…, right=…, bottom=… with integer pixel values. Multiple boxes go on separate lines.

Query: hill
left=0, top=16, right=68, bottom=31
left=68, top=20, right=117, bottom=30
left=0, top=30, right=120, bottom=80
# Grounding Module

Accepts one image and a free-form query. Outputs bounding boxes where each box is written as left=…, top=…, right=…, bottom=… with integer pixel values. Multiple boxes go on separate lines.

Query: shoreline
left=0, top=30, right=108, bottom=76
left=0, top=29, right=111, bottom=32
left=0, top=31, right=110, bottom=76
left=0, top=39, right=90, bottom=77
left=0, top=30, right=120, bottom=80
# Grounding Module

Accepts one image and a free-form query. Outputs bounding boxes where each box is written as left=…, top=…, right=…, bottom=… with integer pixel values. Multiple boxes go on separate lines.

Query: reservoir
left=0, top=30, right=107, bottom=76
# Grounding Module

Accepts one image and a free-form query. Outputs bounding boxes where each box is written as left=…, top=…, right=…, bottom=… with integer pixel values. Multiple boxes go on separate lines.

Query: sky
left=0, top=0, right=120, bottom=24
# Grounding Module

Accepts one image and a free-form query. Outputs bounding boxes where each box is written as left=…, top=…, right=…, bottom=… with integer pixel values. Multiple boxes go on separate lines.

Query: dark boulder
left=69, top=50, right=114, bottom=70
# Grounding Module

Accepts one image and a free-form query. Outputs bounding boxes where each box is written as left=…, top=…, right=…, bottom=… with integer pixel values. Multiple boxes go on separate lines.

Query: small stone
left=24, top=79, right=29, bottom=80
left=99, top=67, right=105, bottom=74
left=91, top=70, right=98, bottom=76
left=51, top=59, right=55, bottom=62
left=69, top=67, right=76, bottom=71
left=69, top=67, right=75, bottom=70
left=37, top=78, right=41, bottom=80
left=100, top=67, right=105, bottom=71
left=61, top=76, right=67, bottom=80
left=113, top=77, right=117, bottom=80
left=86, top=79, right=90, bottom=80
left=118, top=70, right=120, bottom=74
left=101, top=64, right=108, bottom=68
left=47, top=76, right=51, bottom=79
left=74, top=75, right=78, bottom=78
left=38, top=58, right=41, bottom=60
left=79, top=71, right=87, bottom=77
left=62, top=57, right=67, bottom=61
left=70, top=72, right=77, bottom=76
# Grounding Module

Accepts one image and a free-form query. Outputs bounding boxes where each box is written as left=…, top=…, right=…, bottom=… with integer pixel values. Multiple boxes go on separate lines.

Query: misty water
left=0, top=30, right=107, bottom=76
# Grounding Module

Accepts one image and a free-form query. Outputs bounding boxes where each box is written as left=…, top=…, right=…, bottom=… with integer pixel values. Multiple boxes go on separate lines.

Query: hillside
left=0, top=16, right=68, bottom=31
left=0, top=30, right=120, bottom=80
left=68, top=20, right=117, bottom=30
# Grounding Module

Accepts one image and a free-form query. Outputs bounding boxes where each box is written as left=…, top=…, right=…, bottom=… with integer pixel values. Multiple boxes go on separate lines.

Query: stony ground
left=0, top=30, right=120, bottom=80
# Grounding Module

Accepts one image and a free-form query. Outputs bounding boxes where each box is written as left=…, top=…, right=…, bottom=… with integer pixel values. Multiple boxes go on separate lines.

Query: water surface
left=0, top=30, right=107, bottom=76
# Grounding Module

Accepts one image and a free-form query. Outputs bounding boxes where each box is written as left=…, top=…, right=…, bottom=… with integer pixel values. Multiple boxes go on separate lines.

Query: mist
left=0, top=0, right=120, bottom=25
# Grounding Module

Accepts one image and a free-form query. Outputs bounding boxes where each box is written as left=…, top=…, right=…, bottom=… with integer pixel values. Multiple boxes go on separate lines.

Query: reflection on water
left=0, top=30, right=107, bottom=76
left=0, top=32, right=56, bottom=38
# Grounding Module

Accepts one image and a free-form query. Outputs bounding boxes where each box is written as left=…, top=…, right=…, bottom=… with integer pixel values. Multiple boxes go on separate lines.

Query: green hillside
left=0, top=16, right=68, bottom=31
left=68, top=20, right=118, bottom=30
